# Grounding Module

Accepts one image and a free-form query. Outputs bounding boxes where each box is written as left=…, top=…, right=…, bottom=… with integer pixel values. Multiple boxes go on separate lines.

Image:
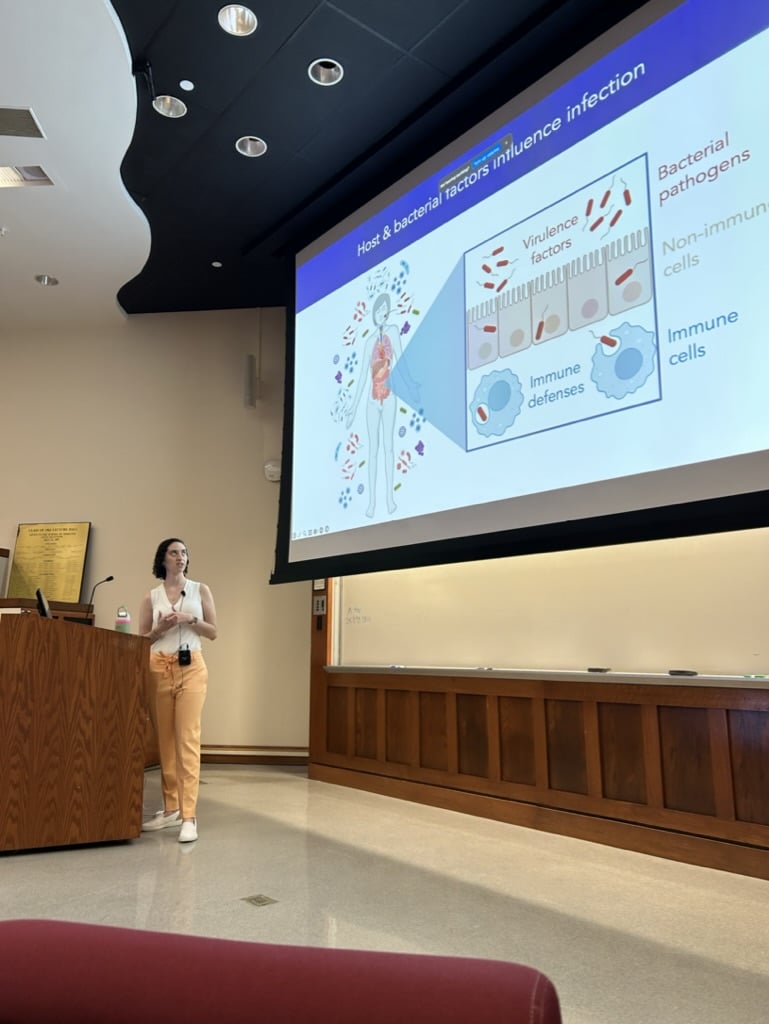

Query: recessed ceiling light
left=218, top=5, right=257, bottom=36
left=35, top=274, right=59, bottom=286
left=308, top=58, right=344, bottom=87
left=236, top=136, right=267, bottom=157
left=211, top=261, right=223, bottom=268
left=152, top=95, right=187, bottom=118
left=179, top=80, right=195, bottom=92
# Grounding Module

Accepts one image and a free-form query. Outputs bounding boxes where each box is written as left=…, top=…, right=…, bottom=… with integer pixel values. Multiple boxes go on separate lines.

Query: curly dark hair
left=152, top=538, right=188, bottom=579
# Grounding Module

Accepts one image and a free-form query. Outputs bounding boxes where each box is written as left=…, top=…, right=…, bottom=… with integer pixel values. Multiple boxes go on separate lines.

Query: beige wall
left=0, top=308, right=311, bottom=751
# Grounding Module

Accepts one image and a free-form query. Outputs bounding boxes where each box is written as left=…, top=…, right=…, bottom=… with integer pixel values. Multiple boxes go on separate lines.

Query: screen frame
left=271, top=0, right=769, bottom=584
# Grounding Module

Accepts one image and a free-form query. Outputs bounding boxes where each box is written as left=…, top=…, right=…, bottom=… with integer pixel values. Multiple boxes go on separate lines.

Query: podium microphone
left=88, top=575, right=114, bottom=608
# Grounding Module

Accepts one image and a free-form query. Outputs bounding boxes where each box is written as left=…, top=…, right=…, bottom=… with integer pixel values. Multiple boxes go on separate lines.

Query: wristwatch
left=190, top=616, right=199, bottom=625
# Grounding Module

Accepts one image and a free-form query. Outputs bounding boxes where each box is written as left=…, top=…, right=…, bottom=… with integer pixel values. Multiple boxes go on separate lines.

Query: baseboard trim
left=309, top=763, right=769, bottom=879
left=201, top=745, right=308, bottom=765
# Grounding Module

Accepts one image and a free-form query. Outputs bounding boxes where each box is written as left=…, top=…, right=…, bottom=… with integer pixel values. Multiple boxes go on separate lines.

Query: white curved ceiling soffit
left=0, top=0, right=150, bottom=332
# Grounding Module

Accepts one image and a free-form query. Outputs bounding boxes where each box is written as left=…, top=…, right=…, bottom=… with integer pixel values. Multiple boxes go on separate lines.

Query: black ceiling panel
left=329, top=0, right=467, bottom=54
left=111, top=0, right=650, bottom=316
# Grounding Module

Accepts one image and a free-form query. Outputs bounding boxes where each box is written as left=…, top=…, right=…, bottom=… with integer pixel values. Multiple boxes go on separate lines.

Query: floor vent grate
left=242, top=894, right=278, bottom=907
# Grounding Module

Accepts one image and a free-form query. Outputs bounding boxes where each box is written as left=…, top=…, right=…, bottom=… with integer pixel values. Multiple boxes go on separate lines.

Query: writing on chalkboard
left=345, top=606, right=371, bottom=626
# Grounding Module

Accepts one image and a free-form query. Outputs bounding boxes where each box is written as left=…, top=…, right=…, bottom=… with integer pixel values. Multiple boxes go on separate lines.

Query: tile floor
left=2, top=765, right=767, bottom=1024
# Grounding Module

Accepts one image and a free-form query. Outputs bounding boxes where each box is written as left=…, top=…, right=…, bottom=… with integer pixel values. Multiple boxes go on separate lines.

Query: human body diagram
left=345, top=292, right=404, bottom=517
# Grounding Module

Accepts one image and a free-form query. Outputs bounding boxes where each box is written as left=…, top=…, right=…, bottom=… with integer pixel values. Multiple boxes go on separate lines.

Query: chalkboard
left=336, top=528, right=768, bottom=677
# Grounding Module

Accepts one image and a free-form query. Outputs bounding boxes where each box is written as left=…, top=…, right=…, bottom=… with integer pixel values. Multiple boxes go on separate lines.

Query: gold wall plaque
left=6, top=522, right=91, bottom=602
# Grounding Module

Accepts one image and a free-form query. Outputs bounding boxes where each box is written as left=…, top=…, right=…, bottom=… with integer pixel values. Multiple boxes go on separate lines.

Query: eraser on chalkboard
left=668, top=669, right=698, bottom=676
left=587, top=667, right=611, bottom=673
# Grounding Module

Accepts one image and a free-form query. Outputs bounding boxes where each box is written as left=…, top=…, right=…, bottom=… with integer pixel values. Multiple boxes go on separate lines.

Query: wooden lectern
left=0, top=612, right=150, bottom=852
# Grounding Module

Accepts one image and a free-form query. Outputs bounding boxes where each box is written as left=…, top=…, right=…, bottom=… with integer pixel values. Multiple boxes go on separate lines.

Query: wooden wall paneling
left=326, top=685, right=349, bottom=756
left=456, top=693, right=489, bottom=778
left=486, top=695, right=501, bottom=783
left=419, top=691, right=449, bottom=770
left=385, top=689, right=412, bottom=765
left=408, top=689, right=420, bottom=766
left=546, top=699, right=588, bottom=794
left=376, top=688, right=387, bottom=762
left=641, top=703, right=664, bottom=808
left=310, top=760, right=769, bottom=878
left=599, top=702, right=647, bottom=804
left=728, top=709, right=769, bottom=825
left=707, top=708, right=736, bottom=821
left=659, top=706, right=717, bottom=816
left=532, top=695, right=549, bottom=788
left=498, top=696, right=537, bottom=786
left=312, top=752, right=767, bottom=845
left=354, top=686, right=378, bottom=760
left=310, top=656, right=769, bottom=876
left=346, top=682, right=357, bottom=757
left=309, top=670, right=326, bottom=757
left=446, top=691, right=459, bottom=775
left=583, top=700, right=603, bottom=797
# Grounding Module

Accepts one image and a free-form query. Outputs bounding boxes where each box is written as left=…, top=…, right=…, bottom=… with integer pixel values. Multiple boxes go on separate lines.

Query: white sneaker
left=141, top=810, right=181, bottom=832
left=178, top=819, right=198, bottom=843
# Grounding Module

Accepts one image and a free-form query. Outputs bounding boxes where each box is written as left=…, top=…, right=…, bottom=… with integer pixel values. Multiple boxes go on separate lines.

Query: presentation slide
left=287, top=0, right=768, bottom=570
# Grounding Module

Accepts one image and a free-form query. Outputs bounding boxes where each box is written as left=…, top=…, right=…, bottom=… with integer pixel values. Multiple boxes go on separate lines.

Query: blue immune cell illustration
left=409, top=408, right=426, bottom=432
left=590, top=322, right=656, bottom=399
left=470, top=369, right=524, bottom=437
left=344, top=351, right=358, bottom=374
left=338, top=486, right=352, bottom=508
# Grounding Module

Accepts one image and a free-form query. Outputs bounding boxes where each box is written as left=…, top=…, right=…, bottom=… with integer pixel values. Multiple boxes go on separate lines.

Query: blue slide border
left=295, top=0, right=766, bottom=313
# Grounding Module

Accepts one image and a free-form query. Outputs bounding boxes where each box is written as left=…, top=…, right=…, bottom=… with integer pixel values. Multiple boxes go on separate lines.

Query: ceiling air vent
left=0, top=107, right=44, bottom=138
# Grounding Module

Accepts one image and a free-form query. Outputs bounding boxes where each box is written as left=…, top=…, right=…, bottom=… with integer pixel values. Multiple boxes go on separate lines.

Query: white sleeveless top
left=150, top=579, right=204, bottom=654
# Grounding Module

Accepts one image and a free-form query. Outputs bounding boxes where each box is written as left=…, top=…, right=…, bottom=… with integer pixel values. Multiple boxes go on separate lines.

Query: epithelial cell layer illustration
left=463, top=154, right=660, bottom=449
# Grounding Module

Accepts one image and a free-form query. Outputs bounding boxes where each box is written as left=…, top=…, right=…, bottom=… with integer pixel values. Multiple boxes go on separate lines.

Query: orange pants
left=149, top=650, right=208, bottom=819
